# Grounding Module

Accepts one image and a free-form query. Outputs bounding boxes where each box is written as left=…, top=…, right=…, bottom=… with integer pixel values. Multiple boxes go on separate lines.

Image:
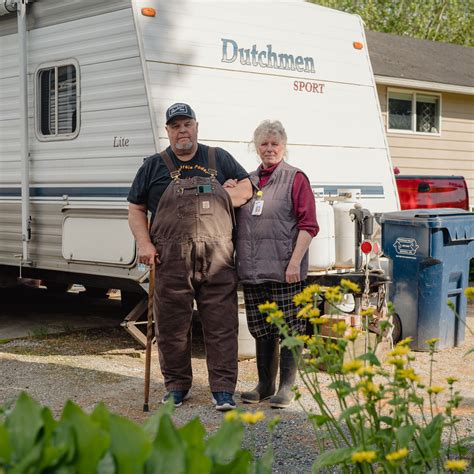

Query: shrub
left=259, top=283, right=474, bottom=473
left=0, top=393, right=273, bottom=473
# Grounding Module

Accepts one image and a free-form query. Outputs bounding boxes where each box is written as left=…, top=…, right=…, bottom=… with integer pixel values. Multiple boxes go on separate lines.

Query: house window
left=37, top=63, right=79, bottom=139
left=388, top=90, right=440, bottom=134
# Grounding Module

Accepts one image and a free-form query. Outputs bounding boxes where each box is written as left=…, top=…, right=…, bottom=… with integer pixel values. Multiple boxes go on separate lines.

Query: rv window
left=37, top=64, right=78, bottom=138
left=388, top=90, right=440, bottom=135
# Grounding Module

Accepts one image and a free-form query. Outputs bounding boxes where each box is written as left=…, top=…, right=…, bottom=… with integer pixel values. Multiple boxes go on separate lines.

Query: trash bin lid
left=379, top=208, right=474, bottom=241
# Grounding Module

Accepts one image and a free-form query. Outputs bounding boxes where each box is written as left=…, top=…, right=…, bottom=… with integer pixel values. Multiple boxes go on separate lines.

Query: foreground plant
left=259, top=283, right=474, bottom=473
left=0, top=392, right=274, bottom=473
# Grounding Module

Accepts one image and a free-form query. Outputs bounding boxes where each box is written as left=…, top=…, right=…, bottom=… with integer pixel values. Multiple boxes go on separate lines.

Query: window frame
left=386, top=87, right=442, bottom=136
left=34, top=59, right=81, bottom=141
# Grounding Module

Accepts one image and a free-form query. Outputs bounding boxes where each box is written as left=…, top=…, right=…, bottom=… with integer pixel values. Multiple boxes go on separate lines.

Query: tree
left=309, top=0, right=473, bottom=46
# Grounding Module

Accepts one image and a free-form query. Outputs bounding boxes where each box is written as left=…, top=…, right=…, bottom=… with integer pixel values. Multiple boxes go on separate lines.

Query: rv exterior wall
left=136, top=0, right=398, bottom=213
left=0, top=0, right=399, bottom=287
left=0, top=3, right=154, bottom=285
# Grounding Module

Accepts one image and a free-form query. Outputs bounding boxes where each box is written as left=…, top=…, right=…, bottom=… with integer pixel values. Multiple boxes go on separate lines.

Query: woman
left=233, top=120, right=318, bottom=408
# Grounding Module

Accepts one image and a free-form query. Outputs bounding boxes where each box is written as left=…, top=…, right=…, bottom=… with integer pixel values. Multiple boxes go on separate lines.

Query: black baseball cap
left=165, top=103, right=196, bottom=124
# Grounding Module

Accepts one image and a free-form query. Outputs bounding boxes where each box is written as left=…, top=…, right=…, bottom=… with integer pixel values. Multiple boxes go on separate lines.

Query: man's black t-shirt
left=127, top=144, right=248, bottom=218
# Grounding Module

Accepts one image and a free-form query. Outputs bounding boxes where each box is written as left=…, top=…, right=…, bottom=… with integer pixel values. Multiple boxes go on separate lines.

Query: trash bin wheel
left=391, top=313, right=402, bottom=344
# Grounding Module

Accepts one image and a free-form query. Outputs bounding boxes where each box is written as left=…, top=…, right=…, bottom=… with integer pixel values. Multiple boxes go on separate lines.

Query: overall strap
left=160, top=149, right=180, bottom=180
left=207, top=147, right=217, bottom=178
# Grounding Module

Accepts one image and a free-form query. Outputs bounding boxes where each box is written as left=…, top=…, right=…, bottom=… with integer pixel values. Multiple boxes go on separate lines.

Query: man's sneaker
left=161, top=390, right=190, bottom=408
left=212, top=392, right=236, bottom=412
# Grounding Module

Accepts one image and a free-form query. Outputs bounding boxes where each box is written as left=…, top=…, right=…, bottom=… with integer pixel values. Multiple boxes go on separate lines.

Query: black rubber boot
left=269, top=346, right=302, bottom=409
left=241, top=338, right=279, bottom=403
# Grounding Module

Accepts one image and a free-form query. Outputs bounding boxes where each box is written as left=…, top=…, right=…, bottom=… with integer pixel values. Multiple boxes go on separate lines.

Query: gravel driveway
left=1, top=293, right=473, bottom=473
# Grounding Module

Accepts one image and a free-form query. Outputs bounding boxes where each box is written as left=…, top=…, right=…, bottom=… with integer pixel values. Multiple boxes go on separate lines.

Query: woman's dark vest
left=236, top=161, right=309, bottom=284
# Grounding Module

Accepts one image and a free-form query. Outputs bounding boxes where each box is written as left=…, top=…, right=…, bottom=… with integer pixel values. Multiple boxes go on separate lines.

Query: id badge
left=252, top=199, right=264, bottom=216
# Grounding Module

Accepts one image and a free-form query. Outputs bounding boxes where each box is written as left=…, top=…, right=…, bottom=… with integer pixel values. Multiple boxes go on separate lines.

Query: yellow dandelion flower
left=397, top=368, right=421, bottom=383
left=464, top=287, right=474, bottom=301
left=446, top=376, right=458, bottom=385
left=310, top=316, right=330, bottom=325
left=360, top=307, right=376, bottom=317
left=388, top=345, right=410, bottom=357
left=258, top=301, right=278, bottom=313
left=240, top=411, right=265, bottom=424
left=357, top=366, right=375, bottom=377
left=340, top=278, right=360, bottom=293
left=342, top=359, right=364, bottom=373
left=297, top=303, right=313, bottom=318
left=443, top=459, right=468, bottom=471
left=358, top=380, right=379, bottom=395
left=351, top=450, right=377, bottom=463
left=344, top=327, right=360, bottom=342
left=296, top=335, right=310, bottom=343
left=224, top=410, right=239, bottom=422
left=385, top=448, right=409, bottom=462
left=387, top=357, right=405, bottom=368
left=293, top=292, right=308, bottom=307
left=304, top=284, right=322, bottom=296
left=427, top=386, right=444, bottom=395
left=396, top=336, right=413, bottom=346
left=332, top=321, right=348, bottom=334
left=425, top=337, right=440, bottom=346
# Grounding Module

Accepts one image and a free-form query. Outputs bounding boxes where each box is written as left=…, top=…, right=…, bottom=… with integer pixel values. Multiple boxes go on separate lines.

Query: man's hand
left=128, top=203, right=161, bottom=266
left=224, top=177, right=252, bottom=207
left=138, top=241, right=160, bottom=265
left=223, top=179, right=238, bottom=189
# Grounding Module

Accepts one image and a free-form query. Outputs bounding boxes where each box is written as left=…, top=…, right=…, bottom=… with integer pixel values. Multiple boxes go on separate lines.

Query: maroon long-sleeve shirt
left=257, top=162, right=319, bottom=238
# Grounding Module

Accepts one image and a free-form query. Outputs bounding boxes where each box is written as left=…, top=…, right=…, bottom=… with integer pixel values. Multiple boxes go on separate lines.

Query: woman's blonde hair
left=252, top=120, right=288, bottom=153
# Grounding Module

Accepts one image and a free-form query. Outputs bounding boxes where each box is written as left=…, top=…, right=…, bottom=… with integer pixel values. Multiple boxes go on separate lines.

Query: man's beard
left=175, top=140, right=194, bottom=152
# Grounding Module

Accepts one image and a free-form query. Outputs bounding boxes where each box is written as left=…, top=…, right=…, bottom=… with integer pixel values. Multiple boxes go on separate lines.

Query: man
left=128, top=103, right=252, bottom=411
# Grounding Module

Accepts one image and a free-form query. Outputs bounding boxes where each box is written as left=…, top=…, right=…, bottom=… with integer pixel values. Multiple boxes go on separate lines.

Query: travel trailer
left=0, top=1, right=399, bottom=313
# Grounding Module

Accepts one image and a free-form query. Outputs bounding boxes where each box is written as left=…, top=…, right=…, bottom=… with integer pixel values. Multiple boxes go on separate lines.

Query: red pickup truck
left=395, top=175, right=469, bottom=211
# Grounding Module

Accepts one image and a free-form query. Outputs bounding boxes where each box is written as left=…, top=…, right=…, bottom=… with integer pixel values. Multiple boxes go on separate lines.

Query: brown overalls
left=149, top=148, right=238, bottom=393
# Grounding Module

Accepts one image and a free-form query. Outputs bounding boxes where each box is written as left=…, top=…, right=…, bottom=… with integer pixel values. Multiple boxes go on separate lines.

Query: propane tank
left=308, top=188, right=335, bottom=271
left=333, top=188, right=361, bottom=268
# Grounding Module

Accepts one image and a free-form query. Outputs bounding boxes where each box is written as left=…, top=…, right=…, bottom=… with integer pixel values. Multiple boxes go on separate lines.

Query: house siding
left=377, top=84, right=474, bottom=209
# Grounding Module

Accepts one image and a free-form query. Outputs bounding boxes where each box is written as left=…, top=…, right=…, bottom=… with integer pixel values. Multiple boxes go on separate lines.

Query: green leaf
left=358, top=352, right=381, bottom=366
left=379, top=416, right=394, bottom=426
left=395, top=425, right=415, bottom=447
left=212, top=450, right=252, bottom=473
left=145, top=414, right=185, bottom=474
left=108, top=413, right=152, bottom=474
left=142, top=399, right=175, bottom=440
left=91, top=402, right=111, bottom=431
left=339, top=406, right=362, bottom=421
left=308, top=414, right=330, bottom=427
left=205, top=418, right=244, bottom=464
left=60, top=401, right=110, bottom=474
left=177, top=418, right=211, bottom=474
left=5, top=392, right=44, bottom=462
left=178, top=417, right=206, bottom=450
left=464, top=347, right=474, bottom=357
left=280, top=336, right=303, bottom=349
left=328, top=380, right=351, bottom=392
left=312, top=447, right=353, bottom=470
left=0, top=424, right=11, bottom=464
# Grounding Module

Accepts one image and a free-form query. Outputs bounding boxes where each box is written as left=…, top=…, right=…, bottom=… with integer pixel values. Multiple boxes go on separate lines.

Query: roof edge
left=374, top=75, right=474, bottom=95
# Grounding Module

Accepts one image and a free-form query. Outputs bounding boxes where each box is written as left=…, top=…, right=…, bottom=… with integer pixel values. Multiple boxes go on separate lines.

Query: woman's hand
left=285, top=260, right=301, bottom=284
